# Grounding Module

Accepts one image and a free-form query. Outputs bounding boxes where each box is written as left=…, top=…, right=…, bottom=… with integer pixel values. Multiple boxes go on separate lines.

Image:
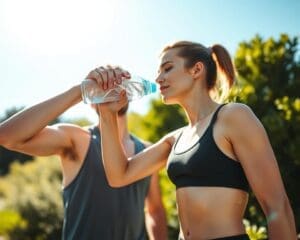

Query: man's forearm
left=0, top=85, right=82, bottom=144
left=145, top=209, right=168, bottom=240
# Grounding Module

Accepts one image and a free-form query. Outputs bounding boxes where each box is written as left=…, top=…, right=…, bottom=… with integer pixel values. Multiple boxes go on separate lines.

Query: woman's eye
left=165, top=66, right=172, bottom=72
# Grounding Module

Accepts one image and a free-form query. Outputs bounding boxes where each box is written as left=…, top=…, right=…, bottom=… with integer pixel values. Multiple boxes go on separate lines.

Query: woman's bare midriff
left=176, top=186, right=248, bottom=240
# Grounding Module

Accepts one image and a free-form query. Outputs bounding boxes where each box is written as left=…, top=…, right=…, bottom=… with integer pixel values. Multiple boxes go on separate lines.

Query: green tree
left=230, top=34, right=300, bottom=231
left=129, top=98, right=187, bottom=142
left=0, top=210, right=27, bottom=239
left=61, top=116, right=92, bottom=127
left=0, top=156, right=63, bottom=240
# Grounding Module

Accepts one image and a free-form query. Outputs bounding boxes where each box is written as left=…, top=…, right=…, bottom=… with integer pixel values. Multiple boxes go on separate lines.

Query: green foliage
left=243, top=219, right=267, bottom=240
left=233, top=34, right=299, bottom=107
left=0, top=210, right=27, bottom=238
left=129, top=98, right=187, bottom=141
left=0, top=147, right=33, bottom=176
left=0, top=156, right=63, bottom=240
left=230, top=34, right=300, bottom=230
left=61, top=117, right=92, bottom=127
left=159, top=169, right=179, bottom=239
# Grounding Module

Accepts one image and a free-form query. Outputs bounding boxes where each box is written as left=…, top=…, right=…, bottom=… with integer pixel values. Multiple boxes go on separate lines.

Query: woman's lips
left=160, top=86, right=169, bottom=92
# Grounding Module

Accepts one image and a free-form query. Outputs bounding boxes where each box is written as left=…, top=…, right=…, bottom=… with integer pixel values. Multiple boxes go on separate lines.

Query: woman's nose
left=155, top=75, right=164, bottom=84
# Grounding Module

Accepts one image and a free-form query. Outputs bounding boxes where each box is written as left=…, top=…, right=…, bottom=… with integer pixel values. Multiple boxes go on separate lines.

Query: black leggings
left=178, top=233, right=250, bottom=240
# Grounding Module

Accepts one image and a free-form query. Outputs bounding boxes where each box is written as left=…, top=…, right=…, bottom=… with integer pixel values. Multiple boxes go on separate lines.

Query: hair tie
left=207, top=47, right=213, bottom=55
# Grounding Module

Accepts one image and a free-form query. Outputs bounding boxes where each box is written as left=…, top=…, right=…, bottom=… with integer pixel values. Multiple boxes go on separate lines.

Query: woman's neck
left=180, top=92, right=219, bottom=126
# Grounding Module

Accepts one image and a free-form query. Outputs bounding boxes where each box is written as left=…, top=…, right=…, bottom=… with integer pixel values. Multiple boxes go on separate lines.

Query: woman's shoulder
left=219, top=102, right=263, bottom=135
left=220, top=102, right=257, bottom=122
left=222, top=102, right=253, bottom=114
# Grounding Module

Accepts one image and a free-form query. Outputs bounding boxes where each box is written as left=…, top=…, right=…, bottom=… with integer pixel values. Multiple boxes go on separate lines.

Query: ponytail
left=211, top=45, right=235, bottom=100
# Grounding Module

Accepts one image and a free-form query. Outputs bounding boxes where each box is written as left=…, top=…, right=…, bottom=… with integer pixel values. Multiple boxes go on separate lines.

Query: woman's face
left=156, top=49, right=195, bottom=104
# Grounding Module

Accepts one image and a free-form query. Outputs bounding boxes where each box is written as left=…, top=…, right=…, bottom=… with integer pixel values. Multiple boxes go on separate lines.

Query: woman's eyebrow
left=158, top=61, right=172, bottom=72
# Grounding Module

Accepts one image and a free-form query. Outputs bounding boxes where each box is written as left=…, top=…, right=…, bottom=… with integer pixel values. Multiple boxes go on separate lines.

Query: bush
left=0, top=156, right=63, bottom=240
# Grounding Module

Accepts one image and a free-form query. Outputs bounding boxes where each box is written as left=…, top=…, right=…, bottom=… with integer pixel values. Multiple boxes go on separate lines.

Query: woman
left=88, top=41, right=297, bottom=239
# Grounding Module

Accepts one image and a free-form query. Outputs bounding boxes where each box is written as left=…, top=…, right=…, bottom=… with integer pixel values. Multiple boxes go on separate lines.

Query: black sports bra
left=166, top=104, right=249, bottom=192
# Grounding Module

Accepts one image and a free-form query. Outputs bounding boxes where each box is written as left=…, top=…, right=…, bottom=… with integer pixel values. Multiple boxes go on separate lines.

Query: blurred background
left=0, top=0, right=299, bottom=239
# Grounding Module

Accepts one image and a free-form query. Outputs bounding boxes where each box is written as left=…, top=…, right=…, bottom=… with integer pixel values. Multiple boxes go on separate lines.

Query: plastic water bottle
left=81, top=75, right=157, bottom=104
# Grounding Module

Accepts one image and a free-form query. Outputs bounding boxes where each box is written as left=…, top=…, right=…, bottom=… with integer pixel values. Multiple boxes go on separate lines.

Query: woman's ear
left=190, top=62, right=205, bottom=79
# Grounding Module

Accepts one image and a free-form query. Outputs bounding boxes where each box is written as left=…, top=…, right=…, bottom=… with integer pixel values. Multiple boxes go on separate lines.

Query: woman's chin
left=161, top=96, right=176, bottom=105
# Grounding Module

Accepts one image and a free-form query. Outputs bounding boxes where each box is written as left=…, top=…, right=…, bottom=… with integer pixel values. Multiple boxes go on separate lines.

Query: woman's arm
left=89, top=66, right=174, bottom=187
left=99, top=105, right=173, bottom=187
left=223, top=103, right=297, bottom=240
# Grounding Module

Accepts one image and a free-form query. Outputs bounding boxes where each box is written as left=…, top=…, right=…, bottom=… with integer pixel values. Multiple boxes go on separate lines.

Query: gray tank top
left=62, top=126, right=150, bottom=240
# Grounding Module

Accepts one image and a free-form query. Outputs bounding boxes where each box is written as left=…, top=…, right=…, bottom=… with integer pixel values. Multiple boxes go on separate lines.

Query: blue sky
left=0, top=0, right=299, bottom=122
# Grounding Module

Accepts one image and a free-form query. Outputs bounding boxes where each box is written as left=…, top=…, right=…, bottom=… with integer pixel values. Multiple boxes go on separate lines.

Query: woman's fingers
left=86, top=65, right=130, bottom=90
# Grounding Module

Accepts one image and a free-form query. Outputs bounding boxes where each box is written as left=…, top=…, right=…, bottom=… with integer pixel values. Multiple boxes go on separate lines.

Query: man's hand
left=86, top=65, right=130, bottom=90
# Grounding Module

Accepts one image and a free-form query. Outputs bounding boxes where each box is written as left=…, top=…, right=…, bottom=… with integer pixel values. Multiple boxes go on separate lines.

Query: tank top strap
left=88, top=125, right=145, bottom=154
left=130, top=135, right=145, bottom=153
left=210, top=103, right=227, bottom=126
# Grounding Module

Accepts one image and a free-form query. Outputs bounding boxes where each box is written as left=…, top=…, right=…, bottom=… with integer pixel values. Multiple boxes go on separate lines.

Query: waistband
left=178, top=233, right=250, bottom=240
left=212, top=233, right=250, bottom=240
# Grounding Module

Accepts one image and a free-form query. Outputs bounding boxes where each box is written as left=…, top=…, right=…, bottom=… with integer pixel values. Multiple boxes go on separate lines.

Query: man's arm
left=144, top=172, right=168, bottom=240
left=0, top=85, right=82, bottom=157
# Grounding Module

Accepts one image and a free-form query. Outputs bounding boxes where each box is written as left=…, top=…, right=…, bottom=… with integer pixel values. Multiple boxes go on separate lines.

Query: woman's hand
left=86, top=65, right=130, bottom=115
left=97, top=89, right=129, bottom=116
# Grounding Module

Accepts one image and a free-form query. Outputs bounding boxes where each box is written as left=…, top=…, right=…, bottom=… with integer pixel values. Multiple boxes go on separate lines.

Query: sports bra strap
left=210, top=103, right=227, bottom=126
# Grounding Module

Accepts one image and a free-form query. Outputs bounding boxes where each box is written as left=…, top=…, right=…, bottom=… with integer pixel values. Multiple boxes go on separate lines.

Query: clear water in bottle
left=81, top=76, right=157, bottom=104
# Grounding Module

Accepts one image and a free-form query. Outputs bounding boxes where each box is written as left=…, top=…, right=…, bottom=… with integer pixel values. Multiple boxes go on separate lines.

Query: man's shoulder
left=53, top=123, right=91, bottom=138
left=130, top=134, right=152, bottom=147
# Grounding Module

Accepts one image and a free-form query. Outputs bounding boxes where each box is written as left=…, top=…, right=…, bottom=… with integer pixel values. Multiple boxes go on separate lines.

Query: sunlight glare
left=2, top=0, right=117, bottom=55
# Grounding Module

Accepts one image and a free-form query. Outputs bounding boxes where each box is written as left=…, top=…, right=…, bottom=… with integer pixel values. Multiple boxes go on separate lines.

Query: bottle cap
left=150, top=82, right=157, bottom=93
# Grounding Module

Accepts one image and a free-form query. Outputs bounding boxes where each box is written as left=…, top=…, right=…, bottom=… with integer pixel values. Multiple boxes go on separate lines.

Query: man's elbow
left=0, top=129, right=7, bottom=146
left=0, top=131, right=17, bottom=150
